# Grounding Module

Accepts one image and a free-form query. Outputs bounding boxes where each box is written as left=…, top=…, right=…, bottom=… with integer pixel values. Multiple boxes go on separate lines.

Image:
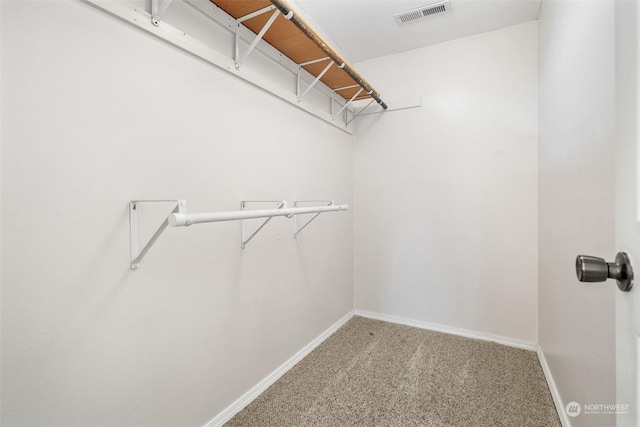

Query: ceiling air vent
left=394, top=1, right=451, bottom=25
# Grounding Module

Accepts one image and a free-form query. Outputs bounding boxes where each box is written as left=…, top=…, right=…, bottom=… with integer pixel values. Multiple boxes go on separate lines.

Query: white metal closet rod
left=168, top=204, right=348, bottom=227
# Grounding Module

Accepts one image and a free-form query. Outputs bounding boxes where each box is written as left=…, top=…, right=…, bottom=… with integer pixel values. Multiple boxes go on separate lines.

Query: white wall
left=0, top=1, right=353, bottom=426
left=353, top=22, right=539, bottom=344
left=615, top=1, right=640, bottom=426
left=538, top=1, right=616, bottom=426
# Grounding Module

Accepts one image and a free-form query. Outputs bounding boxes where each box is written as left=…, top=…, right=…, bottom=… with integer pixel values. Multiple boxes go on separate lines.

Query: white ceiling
left=291, top=0, right=542, bottom=63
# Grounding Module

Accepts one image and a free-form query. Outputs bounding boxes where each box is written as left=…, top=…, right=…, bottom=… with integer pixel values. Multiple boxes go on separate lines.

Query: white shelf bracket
left=297, top=58, right=334, bottom=102
left=240, top=200, right=288, bottom=249
left=333, top=87, right=363, bottom=120
left=293, top=200, right=335, bottom=238
left=347, top=98, right=376, bottom=125
left=331, top=84, right=359, bottom=119
left=129, top=200, right=187, bottom=270
left=151, top=0, right=175, bottom=26
left=235, top=7, right=281, bottom=70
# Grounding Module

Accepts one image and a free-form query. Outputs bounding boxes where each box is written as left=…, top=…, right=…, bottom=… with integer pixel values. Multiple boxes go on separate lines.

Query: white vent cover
left=394, top=1, right=451, bottom=25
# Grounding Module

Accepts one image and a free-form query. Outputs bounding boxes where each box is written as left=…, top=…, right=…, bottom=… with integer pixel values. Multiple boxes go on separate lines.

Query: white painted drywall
left=538, top=1, right=616, bottom=426
left=352, top=22, right=539, bottom=344
left=615, top=1, right=640, bottom=426
left=0, top=1, right=353, bottom=426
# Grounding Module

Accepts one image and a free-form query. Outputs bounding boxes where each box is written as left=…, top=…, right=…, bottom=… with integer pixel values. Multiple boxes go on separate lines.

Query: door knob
left=575, top=252, right=633, bottom=292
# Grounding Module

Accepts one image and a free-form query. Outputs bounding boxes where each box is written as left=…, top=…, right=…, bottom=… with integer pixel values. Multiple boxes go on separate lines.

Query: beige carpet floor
left=225, top=316, right=561, bottom=426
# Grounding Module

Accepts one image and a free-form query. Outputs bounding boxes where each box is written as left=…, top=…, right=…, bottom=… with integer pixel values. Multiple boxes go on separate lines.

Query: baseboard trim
left=204, top=310, right=355, bottom=427
left=354, top=309, right=537, bottom=351
left=537, top=344, right=571, bottom=427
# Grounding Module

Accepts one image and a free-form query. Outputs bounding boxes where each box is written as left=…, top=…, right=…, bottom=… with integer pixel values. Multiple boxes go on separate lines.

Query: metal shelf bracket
left=297, top=57, right=334, bottom=102
left=151, top=0, right=174, bottom=26
left=293, top=200, right=334, bottom=238
left=347, top=99, right=376, bottom=125
left=240, top=200, right=288, bottom=249
left=333, top=88, right=363, bottom=120
left=235, top=6, right=280, bottom=70
left=129, top=199, right=186, bottom=270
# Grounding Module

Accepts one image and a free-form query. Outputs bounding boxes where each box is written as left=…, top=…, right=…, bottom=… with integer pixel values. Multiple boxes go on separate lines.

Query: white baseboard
left=354, top=309, right=537, bottom=351
left=537, top=344, right=571, bottom=427
left=204, top=310, right=355, bottom=427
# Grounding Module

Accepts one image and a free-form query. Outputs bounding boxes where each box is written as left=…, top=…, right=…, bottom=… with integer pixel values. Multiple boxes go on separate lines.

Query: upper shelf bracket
left=235, top=7, right=281, bottom=70
left=129, top=199, right=186, bottom=270
left=297, top=58, right=334, bottom=102
left=151, top=0, right=174, bottom=26
left=331, top=85, right=358, bottom=121
left=333, top=88, right=364, bottom=120
left=347, top=99, right=376, bottom=125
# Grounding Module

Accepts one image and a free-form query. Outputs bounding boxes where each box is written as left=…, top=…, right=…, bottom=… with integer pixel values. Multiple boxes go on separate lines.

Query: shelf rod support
left=331, top=85, right=359, bottom=117
left=298, top=59, right=334, bottom=102
left=293, top=201, right=334, bottom=237
left=333, top=88, right=363, bottom=119
left=297, top=56, right=330, bottom=100
left=129, top=200, right=186, bottom=270
left=151, top=0, right=174, bottom=26
left=347, top=98, right=376, bottom=126
left=235, top=6, right=277, bottom=65
left=235, top=8, right=281, bottom=70
left=240, top=201, right=286, bottom=249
